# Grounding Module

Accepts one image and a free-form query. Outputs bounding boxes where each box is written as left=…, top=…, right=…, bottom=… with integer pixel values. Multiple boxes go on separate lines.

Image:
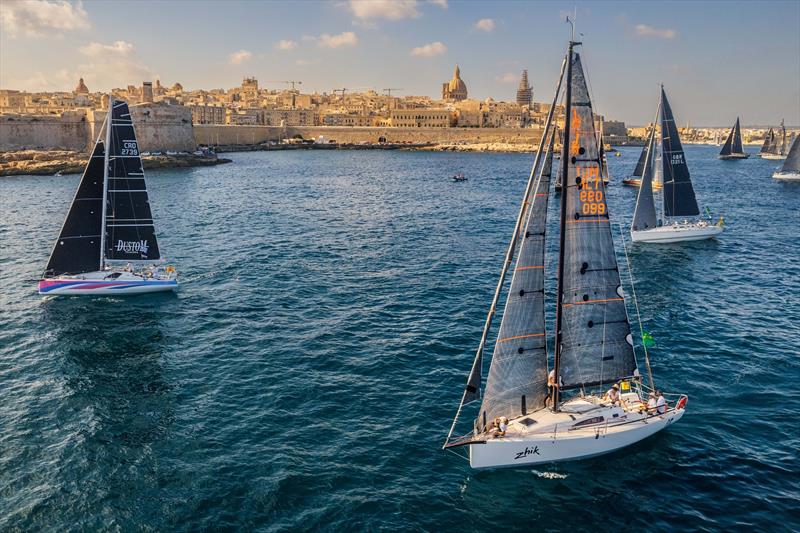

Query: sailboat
left=38, top=98, right=178, bottom=295
left=761, top=120, right=788, bottom=160
left=630, top=87, right=724, bottom=243
left=623, top=127, right=662, bottom=190
left=718, top=117, right=749, bottom=159
left=443, top=41, right=687, bottom=470
left=773, top=134, right=800, bottom=181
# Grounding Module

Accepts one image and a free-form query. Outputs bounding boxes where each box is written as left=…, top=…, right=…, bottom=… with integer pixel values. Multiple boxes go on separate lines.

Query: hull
left=760, top=153, right=785, bottom=160
left=718, top=153, right=749, bottom=159
left=773, top=171, right=800, bottom=181
left=39, top=272, right=178, bottom=295
left=467, top=396, right=686, bottom=469
left=622, top=178, right=662, bottom=189
left=631, top=223, right=723, bottom=243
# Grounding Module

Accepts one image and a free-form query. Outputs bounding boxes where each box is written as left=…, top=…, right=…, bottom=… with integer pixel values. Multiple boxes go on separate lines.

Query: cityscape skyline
left=1, top=0, right=799, bottom=126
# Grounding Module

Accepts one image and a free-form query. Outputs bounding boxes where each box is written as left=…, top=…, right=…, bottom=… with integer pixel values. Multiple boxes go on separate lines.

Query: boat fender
left=676, top=397, right=687, bottom=410
left=166, top=265, right=175, bottom=273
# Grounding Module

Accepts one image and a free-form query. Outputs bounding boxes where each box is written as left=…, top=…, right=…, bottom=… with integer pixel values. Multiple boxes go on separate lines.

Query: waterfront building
left=390, top=108, right=453, bottom=127
left=442, top=65, right=468, bottom=101
left=142, top=81, right=154, bottom=103
left=189, top=104, right=226, bottom=125
left=516, top=70, right=532, bottom=107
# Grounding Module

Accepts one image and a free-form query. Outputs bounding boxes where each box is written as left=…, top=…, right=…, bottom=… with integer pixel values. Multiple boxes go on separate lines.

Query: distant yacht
left=38, top=98, right=178, bottom=295
left=761, top=120, right=789, bottom=160
left=718, top=117, right=749, bottom=159
left=623, top=127, right=662, bottom=190
left=773, top=134, right=800, bottom=181
left=631, top=86, right=724, bottom=244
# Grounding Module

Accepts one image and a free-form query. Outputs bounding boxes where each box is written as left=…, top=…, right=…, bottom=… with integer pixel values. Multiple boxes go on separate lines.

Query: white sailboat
left=443, top=41, right=687, bottom=470
left=773, top=134, right=800, bottom=181
left=760, top=120, right=788, bottom=160
left=38, top=98, right=178, bottom=295
left=630, top=87, right=724, bottom=244
left=623, top=125, right=662, bottom=190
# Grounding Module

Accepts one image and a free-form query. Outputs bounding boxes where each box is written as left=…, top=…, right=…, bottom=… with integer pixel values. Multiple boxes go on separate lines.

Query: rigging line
left=444, top=52, right=569, bottom=448
left=617, top=222, right=654, bottom=390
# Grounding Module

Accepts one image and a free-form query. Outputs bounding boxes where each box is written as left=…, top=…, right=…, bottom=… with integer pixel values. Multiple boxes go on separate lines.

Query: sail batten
left=104, top=100, right=162, bottom=263
left=553, top=52, right=637, bottom=393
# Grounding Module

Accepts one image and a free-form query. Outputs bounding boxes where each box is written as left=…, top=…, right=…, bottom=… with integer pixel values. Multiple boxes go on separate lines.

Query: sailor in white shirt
left=656, top=391, right=667, bottom=415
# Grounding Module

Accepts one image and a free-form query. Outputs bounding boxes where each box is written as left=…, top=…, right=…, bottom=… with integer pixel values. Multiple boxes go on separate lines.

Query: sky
left=1, top=0, right=798, bottom=126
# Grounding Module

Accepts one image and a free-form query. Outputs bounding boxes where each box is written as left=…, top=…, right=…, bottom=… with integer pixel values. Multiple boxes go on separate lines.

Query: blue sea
left=1, top=146, right=798, bottom=531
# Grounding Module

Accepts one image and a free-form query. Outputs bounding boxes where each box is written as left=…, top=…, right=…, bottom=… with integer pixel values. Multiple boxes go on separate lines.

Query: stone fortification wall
left=0, top=103, right=195, bottom=153
left=193, top=125, right=543, bottom=147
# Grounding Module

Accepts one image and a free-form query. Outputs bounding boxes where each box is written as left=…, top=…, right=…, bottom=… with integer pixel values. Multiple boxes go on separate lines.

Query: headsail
left=104, top=100, right=162, bottom=264
left=731, top=118, right=744, bottom=154
left=632, top=129, right=651, bottom=178
left=43, top=141, right=106, bottom=276
left=554, top=51, right=637, bottom=392
left=478, top=130, right=554, bottom=426
left=760, top=128, right=775, bottom=155
left=779, top=135, right=800, bottom=173
left=632, top=127, right=658, bottom=231
left=660, top=87, right=700, bottom=217
left=719, top=122, right=735, bottom=156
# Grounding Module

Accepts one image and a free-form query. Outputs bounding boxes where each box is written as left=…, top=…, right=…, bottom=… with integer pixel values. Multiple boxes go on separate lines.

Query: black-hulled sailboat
left=631, top=86, right=724, bottom=243
left=761, top=120, right=788, bottom=160
left=773, top=134, right=800, bottom=181
left=443, top=41, right=686, bottom=470
left=39, top=98, right=178, bottom=295
left=718, top=117, right=749, bottom=159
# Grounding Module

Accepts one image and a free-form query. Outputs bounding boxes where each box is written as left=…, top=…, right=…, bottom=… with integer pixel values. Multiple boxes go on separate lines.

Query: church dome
left=443, top=65, right=468, bottom=101
left=74, top=77, right=89, bottom=95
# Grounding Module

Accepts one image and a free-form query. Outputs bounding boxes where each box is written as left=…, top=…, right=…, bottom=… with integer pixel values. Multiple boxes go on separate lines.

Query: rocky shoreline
left=0, top=150, right=232, bottom=177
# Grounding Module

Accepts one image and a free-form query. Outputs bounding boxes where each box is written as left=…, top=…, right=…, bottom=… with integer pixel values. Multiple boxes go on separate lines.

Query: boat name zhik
left=514, top=446, right=541, bottom=460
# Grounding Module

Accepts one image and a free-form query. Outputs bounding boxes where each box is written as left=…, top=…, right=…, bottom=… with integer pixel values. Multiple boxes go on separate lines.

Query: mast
left=444, top=53, right=568, bottom=447
left=552, top=40, right=576, bottom=412
left=99, top=95, right=113, bottom=269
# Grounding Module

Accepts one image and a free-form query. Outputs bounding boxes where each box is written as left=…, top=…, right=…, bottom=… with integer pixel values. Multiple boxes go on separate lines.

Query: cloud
left=0, top=0, right=90, bottom=38
left=634, top=24, right=677, bottom=39
left=275, top=39, right=297, bottom=51
left=318, top=31, right=358, bottom=48
left=228, top=49, right=253, bottom=64
left=474, top=18, right=495, bottom=32
left=429, top=0, right=448, bottom=8
left=495, top=73, right=517, bottom=83
left=411, top=41, right=446, bottom=57
left=80, top=40, right=135, bottom=57
left=8, top=69, right=71, bottom=91
left=348, top=0, right=420, bottom=20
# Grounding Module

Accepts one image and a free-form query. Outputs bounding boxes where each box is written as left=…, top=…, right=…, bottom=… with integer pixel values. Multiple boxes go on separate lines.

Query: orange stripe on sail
left=497, top=333, right=545, bottom=343
left=563, top=297, right=623, bottom=308
left=516, top=265, right=544, bottom=270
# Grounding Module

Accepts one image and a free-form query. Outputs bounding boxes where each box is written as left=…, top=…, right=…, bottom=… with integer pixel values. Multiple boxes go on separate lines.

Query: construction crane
left=383, top=88, right=403, bottom=97
left=265, top=80, right=303, bottom=92
left=332, top=88, right=347, bottom=100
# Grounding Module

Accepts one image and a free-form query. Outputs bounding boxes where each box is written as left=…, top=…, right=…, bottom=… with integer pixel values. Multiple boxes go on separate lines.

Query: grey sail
left=632, top=129, right=650, bottom=177
left=719, top=123, right=735, bottom=156
left=760, top=128, right=775, bottom=155
left=632, top=128, right=658, bottom=231
left=779, top=135, right=800, bottom=172
left=555, top=53, right=637, bottom=391
left=105, top=100, right=162, bottom=263
left=779, top=121, right=787, bottom=155
left=478, top=130, right=555, bottom=425
left=732, top=118, right=744, bottom=154
left=660, top=87, right=700, bottom=217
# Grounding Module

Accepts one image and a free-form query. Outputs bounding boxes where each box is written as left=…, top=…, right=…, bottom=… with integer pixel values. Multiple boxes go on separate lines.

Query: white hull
left=468, top=395, right=686, bottom=469
left=39, top=270, right=178, bottom=296
left=760, top=154, right=785, bottom=160
left=631, top=222, right=723, bottom=243
left=773, top=171, right=800, bottom=181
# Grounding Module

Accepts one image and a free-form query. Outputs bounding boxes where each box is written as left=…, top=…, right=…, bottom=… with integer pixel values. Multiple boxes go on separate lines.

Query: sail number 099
left=577, top=166, right=606, bottom=215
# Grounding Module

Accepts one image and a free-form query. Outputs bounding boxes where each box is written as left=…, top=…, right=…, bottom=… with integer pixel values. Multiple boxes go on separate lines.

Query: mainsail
left=478, top=130, right=555, bottom=425
left=660, top=87, right=700, bottom=217
left=631, top=127, right=658, bottom=231
left=720, top=117, right=745, bottom=156
left=43, top=141, right=106, bottom=276
left=760, top=128, right=775, bottom=155
left=104, top=99, right=162, bottom=263
left=554, top=52, right=637, bottom=392
left=779, top=135, right=800, bottom=173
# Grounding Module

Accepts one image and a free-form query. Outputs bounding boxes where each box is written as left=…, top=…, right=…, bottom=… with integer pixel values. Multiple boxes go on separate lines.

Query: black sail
left=556, top=53, right=636, bottom=390
left=479, top=130, right=555, bottom=424
left=660, top=87, right=700, bottom=217
left=719, top=123, right=735, bottom=156
left=632, top=128, right=658, bottom=231
left=731, top=118, right=744, bottom=154
left=105, top=100, right=161, bottom=263
left=632, top=129, right=650, bottom=177
left=44, top=141, right=106, bottom=276
left=779, top=135, right=800, bottom=172
left=760, top=128, right=775, bottom=155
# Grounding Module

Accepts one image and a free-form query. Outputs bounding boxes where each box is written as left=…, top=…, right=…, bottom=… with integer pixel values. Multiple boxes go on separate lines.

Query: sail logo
left=115, top=240, right=149, bottom=255
left=514, top=446, right=540, bottom=460
left=121, top=141, right=139, bottom=156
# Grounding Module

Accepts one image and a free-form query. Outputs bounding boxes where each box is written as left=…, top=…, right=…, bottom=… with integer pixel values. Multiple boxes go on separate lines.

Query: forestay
left=556, top=53, right=637, bottom=390
left=43, top=141, right=106, bottom=276
left=105, top=100, right=162, bottom=263
left=478, top=130, right=555, bottom=427
left=660, top=87, right=700, bottom=218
